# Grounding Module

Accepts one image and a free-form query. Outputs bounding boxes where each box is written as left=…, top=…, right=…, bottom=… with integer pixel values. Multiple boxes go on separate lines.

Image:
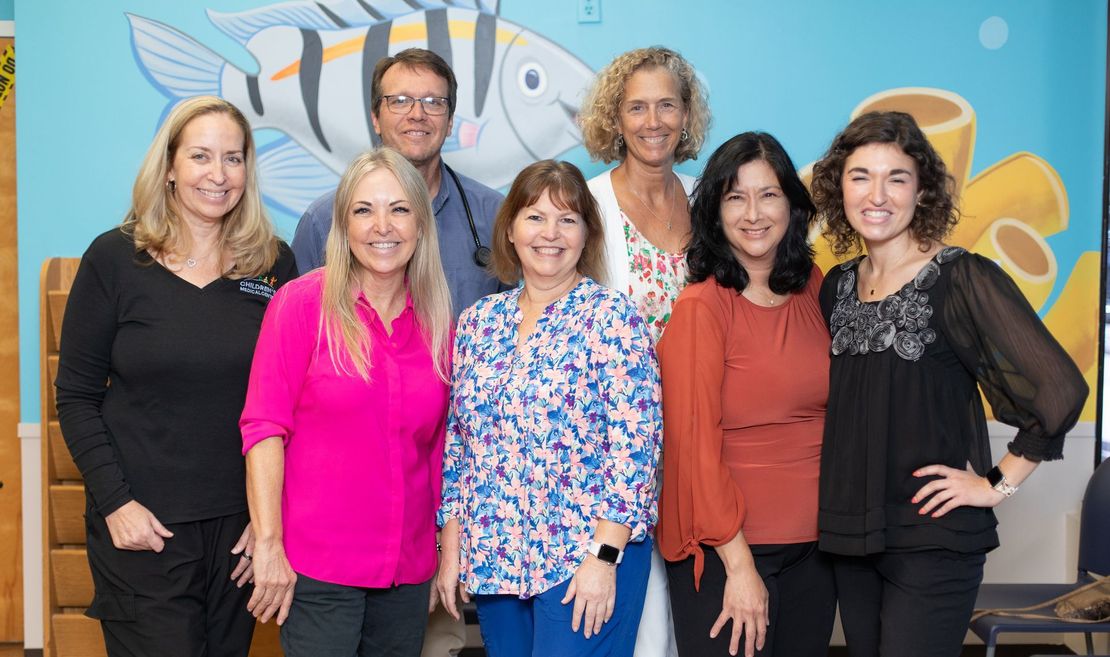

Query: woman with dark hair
left=657, top=132, right=836, bottom=657
left=810, top=111, right=1086, bottom=657
left=435, top=160, right=661, bottom=657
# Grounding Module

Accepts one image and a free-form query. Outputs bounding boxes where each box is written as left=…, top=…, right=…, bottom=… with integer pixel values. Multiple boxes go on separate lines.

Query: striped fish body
left=197, top=8, right=589, bottom=187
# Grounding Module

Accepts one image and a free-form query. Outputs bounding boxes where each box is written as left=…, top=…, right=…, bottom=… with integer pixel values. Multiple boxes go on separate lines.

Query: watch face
left=987, top=467, right=1004, bottom=487
left=597, top=544, right=620, bottom=564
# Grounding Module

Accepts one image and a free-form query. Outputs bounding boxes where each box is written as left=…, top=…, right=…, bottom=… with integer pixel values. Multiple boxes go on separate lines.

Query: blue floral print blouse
left=438, top=277, right=662, bottom=598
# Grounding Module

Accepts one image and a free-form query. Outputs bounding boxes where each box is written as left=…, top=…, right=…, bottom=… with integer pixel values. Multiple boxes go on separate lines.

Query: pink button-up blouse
left=240, top=270, right=448, bottom=588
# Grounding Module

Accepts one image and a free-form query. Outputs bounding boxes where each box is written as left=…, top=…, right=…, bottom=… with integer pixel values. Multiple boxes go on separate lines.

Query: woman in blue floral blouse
left=434, top=160, right=662, bottom=657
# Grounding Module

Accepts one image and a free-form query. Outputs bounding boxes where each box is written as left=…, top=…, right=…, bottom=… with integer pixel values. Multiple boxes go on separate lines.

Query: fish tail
left=126, top=13, right=230, bottom=99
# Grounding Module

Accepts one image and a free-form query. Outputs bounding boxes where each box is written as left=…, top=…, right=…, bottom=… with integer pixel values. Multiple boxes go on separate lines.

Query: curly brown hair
left=811, top=111, right=959, bottom=257
left=579, top=47, right=710, bottom=164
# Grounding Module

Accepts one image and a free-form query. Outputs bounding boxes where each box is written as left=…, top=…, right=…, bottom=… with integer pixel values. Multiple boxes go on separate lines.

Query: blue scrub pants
left=475, top=538, right=653, bottom=657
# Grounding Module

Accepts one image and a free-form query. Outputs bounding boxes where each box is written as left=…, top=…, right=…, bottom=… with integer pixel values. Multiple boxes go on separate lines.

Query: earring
left=616, top=134, right=625, bottom=149
left=166, top=179, right=176, bottom=194
left=680, top=128, right=689, bottom=142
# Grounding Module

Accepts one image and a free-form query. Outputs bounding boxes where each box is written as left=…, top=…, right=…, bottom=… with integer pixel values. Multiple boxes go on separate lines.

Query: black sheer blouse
left=818, top=247, right=1087, bottom=556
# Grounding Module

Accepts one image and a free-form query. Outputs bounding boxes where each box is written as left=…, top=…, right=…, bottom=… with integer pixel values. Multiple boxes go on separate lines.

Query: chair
left=969, top=458, right=1110, bottom=657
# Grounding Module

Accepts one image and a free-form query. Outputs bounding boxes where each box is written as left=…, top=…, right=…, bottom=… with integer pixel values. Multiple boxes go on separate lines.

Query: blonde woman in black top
left=56, top=96, right=296, bottom=657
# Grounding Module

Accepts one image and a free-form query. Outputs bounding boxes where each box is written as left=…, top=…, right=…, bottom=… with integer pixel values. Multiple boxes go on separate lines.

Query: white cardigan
left=587, top=168, right=696, bottom=293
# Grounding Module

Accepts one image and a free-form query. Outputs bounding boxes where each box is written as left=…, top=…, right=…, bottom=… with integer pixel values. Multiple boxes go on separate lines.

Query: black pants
left=84, top=507, right=255, bottom=657
left=832, top=549, right=986, bottom=657
left=280, top=572, right=431, bottom=657
left=666, top=542, right=836, bottom=657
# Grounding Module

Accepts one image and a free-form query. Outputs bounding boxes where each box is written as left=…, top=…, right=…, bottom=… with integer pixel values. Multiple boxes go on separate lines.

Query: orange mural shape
left=805, top=87, right=1095, bottom=421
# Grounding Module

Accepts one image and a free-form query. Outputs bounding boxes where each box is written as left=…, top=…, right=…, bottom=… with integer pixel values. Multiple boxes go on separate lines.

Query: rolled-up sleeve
left=945, top=254, right=1088, bottom=462
left=592, top=301, right=661, bottom=536
left=240, top=282, right=315, bottom=453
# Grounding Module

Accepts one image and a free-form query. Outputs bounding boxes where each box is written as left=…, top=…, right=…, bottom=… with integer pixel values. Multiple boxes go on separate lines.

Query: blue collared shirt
left=291, top=160, right=505, bottom=317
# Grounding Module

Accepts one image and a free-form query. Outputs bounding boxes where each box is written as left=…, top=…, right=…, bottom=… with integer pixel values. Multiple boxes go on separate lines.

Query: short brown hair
left=812, top=111, right=959, bottom=257
left=489, top=160, right=607, bottom=285
left=370, top=48, right=458, bottom=118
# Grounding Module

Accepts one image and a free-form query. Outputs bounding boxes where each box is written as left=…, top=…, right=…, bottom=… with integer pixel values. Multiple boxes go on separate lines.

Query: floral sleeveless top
left=623, top=210, right=688, bottom=343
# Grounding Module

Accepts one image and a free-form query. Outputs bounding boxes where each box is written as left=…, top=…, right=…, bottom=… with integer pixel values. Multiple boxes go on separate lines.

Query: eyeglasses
left=381, top=95, right=451, bottom=116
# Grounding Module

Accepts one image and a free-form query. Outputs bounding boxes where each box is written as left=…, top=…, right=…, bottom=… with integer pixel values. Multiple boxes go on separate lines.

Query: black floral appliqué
left=829, top=247, right=965, bottom=362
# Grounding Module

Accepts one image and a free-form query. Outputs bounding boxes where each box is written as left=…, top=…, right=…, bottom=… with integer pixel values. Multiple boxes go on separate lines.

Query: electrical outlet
left=578, top=0, right=601, bottom=23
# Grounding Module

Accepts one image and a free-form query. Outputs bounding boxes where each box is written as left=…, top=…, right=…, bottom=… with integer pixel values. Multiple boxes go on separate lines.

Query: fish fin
left=207, top=4, right=346, bottom=45
left=257, top=136, right=341, bottom=216
left=126, top=13, right=229, bottom=99
left=441, top=132, right=459, bottom=153
left=442, top=119, right=481, bottom=152
left=207, top=0, right=420, bottom=45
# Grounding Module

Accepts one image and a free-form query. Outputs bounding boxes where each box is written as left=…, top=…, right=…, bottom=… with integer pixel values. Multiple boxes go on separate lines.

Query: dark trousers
left=832, top=549, right=986, bottom=657
left=666, top=541, right=835, bottom=657
left=280, top=572, right=431, bottom=657
left=84, top=507, right=255, bottom=657
left=474, top=539, right=653, bottom=657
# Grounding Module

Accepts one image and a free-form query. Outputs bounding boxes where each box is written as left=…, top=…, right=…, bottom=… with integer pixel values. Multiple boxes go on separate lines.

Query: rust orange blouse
left=656, top=269, right=829, bottom=586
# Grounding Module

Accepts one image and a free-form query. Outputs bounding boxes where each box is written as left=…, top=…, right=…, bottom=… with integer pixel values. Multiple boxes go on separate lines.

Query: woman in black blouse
left=809, top=111, right=1086, bottom=657
left=55, top=96, right=297, bottom=657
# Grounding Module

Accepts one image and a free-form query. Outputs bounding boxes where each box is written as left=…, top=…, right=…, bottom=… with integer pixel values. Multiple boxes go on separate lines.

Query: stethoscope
left=444, top=164, right=492, bottom=268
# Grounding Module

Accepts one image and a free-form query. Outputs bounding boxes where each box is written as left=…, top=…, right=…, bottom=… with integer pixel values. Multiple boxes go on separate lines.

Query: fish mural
left=127, top=0, right=594, bottom=214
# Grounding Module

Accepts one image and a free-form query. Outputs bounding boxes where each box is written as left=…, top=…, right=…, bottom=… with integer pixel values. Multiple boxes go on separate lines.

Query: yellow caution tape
left=0, top=45, right=13, bottom=111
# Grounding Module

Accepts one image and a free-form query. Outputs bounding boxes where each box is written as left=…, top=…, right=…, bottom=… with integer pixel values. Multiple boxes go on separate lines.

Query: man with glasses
left=289, top=48, right=503, bottom=657
left=291, top=48, right=504, bottom=319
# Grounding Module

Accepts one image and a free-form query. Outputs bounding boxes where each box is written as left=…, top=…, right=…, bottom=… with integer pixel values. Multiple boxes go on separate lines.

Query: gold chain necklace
left=629, top=175, right=678, bottom=232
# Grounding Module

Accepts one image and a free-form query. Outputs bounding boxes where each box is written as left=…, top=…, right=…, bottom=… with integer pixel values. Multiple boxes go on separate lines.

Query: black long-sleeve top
left=55, top=228, right=298, bottom=522
left=818, top=247, right=1087, bottom=556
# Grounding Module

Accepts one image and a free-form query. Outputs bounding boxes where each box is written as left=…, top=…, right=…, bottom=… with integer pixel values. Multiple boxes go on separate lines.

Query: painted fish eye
left=517, top=62, right=547, bottom=98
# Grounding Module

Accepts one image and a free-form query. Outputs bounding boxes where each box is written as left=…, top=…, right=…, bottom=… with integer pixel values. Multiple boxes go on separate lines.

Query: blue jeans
left=475, top=538, right=653, bottom=657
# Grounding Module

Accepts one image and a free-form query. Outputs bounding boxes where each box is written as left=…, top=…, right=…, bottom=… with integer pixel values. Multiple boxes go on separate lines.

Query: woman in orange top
left=657, top=132, right=836, bottom=657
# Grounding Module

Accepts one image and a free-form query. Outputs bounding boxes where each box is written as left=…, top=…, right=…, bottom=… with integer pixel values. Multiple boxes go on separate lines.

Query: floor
left=454, top=645, right=1077, bottom=656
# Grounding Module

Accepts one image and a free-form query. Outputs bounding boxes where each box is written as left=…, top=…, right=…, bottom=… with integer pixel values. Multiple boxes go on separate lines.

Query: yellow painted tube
left=1079, top=362, right=1097, bottom=422
left=970, top=218, right=1056, bottom=312
left=951, top=152, right=1069, bottom=248
left=852, top=87, right=976, bottom=194
left=1043, top=251, right=1100, bottom=374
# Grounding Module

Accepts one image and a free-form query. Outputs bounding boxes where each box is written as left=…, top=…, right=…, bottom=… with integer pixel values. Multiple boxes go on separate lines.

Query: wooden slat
left=52, top=613, right=106, bottom=657
left=45, top=354, right=59, bottom=419
left=47, top=290, right=68, bottom=353
left=50, top=485, right=85, bottom=546
left=51, top=549, right=92, bottom=608
left=49, top=426, right=80, bottom=481
left=49, top=422, right=80, bottom=481
left=249, top=620, right=282, bottom=657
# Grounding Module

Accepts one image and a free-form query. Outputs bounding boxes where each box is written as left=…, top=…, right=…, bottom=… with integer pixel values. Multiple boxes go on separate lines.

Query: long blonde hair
left=121, top=95, right=278, bottom=278
left=322, top=148, right=452, bottom=382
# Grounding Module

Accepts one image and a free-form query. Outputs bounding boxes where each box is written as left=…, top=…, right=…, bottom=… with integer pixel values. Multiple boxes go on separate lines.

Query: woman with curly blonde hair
left=56, top=95, right=296, bottom=657
left=579, top=46, right=710, bottom=657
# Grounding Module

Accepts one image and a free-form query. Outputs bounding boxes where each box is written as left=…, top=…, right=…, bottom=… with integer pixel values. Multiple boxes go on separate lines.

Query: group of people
left=55, top=43, right=1087, bottom=657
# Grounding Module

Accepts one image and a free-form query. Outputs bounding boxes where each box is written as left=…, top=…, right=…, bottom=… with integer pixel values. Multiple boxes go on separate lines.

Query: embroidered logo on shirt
left=240, top=275, right=277, bottom=299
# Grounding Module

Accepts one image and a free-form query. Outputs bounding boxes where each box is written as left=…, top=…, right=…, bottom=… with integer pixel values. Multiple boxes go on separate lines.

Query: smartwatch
left=987, top=466, right=1018, bottom=497
left=588, top=541, right=624, bottom=565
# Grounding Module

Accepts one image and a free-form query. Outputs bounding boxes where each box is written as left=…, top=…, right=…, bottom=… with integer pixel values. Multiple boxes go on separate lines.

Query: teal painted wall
left=14, top=0, right=1109, bottom=420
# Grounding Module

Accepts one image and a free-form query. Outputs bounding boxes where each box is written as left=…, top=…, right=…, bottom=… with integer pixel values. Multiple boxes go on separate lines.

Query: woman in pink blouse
left=435, top=160, right=662, bottom=657
left=240, top=147, right=453, bottom=656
